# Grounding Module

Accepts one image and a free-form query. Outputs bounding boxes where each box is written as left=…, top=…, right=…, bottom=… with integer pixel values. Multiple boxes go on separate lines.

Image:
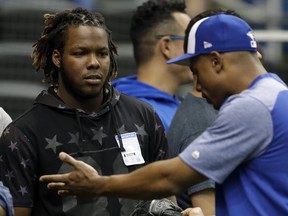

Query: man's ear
left=52, top=49, right=61, bottom=68
left=159, top=36, right=173, bottom=59
left=209, top=51, right=223, bottom=73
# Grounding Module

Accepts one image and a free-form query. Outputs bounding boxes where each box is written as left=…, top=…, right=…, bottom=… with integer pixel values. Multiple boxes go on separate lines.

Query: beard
left=59, top=62, right=104, bottom=100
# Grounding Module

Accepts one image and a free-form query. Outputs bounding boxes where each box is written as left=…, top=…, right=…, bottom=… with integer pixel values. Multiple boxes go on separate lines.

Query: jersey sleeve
left=179, top=95, right=273, bottom=184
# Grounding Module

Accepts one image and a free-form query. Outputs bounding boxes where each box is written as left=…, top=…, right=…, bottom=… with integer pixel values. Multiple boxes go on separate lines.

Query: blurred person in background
left=112, top=0, right=194, bottom=132
left=0, top=108, right=12, bottom=136
left=0, top=7, right=168, bottom=216
left=167, top=75, right=217, bottom=215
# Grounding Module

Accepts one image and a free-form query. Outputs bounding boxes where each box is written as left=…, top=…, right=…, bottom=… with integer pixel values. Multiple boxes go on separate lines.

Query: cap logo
left=247, top=31, right=257, bottom=48
left=204, top=41, right=212, bottom=49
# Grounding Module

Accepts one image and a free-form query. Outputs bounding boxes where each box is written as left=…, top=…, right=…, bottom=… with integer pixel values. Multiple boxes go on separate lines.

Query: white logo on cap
left=247, top=31, right=257, bottom=48
left=203, top=41, right=212, bottom=49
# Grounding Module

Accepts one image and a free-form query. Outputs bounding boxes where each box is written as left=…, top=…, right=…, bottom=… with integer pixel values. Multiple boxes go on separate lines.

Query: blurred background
left=0, top=0, right=287, bottom=119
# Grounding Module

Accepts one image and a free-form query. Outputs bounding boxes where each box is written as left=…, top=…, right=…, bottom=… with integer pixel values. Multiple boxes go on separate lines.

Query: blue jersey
left=180, top=73, right=288, bottom=215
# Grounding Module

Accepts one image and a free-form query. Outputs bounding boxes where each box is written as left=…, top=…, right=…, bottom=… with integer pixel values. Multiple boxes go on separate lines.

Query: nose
left=87, top=53, right=100, bottom=69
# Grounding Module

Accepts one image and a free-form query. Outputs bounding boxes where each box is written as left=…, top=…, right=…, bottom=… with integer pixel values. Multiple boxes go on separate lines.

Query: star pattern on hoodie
left=91, top=127, right=107, bottom=145
left=8, top=141, right=18, bottom=152
left=135, top=124, right=148, bottom=142
left=157, top=149, right=166, bottom=159
left=18, top=186, right=28, bottom=196
left=3, top=127, right=10, bottom=136
left=20, top=158, right=30, bottom=168
left=155, top=122, right=161, bottom=131
left=45, top=135, right=64, bottom=154
left=115, top=94, right=120, bottom=101
left=42, top=90, right=48, bottom=95
left=118, top=125, right=129, bottom=134
left=5, top=170, right=15, bottom=180
left=68, top=132, right=79, bottom=145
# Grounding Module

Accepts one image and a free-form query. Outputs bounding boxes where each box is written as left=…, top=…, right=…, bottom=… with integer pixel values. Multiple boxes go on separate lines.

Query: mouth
left=83, top=74, right=102, bottom=85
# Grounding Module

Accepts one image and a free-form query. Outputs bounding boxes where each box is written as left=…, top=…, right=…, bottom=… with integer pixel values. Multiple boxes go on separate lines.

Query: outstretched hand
left=40, top=152, right=100, bottom=196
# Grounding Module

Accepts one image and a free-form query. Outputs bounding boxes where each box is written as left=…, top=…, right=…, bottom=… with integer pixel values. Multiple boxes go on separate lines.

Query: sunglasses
left=155, top=35, right=185, bottom=40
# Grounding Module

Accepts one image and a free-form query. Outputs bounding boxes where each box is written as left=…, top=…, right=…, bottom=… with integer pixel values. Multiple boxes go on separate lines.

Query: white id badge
left=115, top=132, right=145, bottom=166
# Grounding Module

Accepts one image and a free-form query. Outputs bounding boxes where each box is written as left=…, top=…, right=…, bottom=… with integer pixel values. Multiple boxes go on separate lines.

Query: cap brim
left=167, top=53, right=195, bottom=66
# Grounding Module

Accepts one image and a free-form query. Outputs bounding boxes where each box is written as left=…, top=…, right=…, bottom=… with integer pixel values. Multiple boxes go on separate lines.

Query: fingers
left=47, top=182, right=66, bottom=189
left=40, top=173, right=69, bottom=183
left=58, top=189, right=73, bottom=196
left=39, top=152, right=77, bottom=183
left=181, top=207, right=204, bottom=216
left=58, top=152, right=77, bottom=166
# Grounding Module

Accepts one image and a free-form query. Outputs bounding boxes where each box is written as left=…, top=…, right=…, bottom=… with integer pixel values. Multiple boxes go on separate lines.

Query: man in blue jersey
left=40, top=9, right=288, bottom=216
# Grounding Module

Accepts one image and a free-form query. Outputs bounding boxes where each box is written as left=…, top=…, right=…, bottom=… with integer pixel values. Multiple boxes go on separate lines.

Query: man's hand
left=40, top=152, right=100, bottom=196
left=181, top=207, right=204, bottom=216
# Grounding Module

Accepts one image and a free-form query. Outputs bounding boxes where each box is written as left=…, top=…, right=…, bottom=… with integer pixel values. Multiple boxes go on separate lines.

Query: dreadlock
left=32, top=7, right=118, bottom=86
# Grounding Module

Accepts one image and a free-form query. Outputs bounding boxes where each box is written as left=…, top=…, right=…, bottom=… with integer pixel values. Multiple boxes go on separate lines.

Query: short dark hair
left=32, top=7, right=118, bottom=86
left=130, top=0, right=186, bottom=66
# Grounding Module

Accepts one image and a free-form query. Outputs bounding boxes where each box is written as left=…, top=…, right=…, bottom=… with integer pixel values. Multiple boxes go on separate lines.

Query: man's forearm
left=41, top=153, right=206, bottom=200
left=97, top=157, right=204, bottom=200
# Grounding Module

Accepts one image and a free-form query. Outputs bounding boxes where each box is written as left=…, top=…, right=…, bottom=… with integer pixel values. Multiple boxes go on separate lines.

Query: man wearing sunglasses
left=112, top=0, right=194, bottom=132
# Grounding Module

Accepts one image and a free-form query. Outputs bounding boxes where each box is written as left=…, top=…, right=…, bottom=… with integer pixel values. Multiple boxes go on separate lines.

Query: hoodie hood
left=112, top=75, right=179, bottom=103
left=34, top=86, right=125, bottom=155
left=35, top=86, right=119, bottom=117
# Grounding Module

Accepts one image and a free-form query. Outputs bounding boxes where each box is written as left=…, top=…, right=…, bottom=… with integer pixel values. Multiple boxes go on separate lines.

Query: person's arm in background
left=168, top=86, right=216, bottom=215
left=14, top=208, right=30, bottom=216
left=190, top=188, right=215, bottom=215
left=182, top=207, right=209, bottom=216
left=0, top=181, right=15, bottom=216
left=0, top=207, right=7, bottom=216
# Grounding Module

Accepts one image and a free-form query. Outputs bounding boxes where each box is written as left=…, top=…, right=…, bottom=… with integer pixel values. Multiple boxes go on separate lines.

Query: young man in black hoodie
left=0, top=8, right=168, bottom=216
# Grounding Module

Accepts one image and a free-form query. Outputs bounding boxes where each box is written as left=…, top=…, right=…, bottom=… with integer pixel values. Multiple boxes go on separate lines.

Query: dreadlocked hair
left=32, top=7, right=118, bottom=86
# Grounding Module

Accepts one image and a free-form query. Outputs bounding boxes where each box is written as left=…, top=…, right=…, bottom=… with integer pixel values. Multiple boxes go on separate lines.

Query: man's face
left=57, top=25, right=110, bottom=101
left=190, top=54, right=229, bottom=110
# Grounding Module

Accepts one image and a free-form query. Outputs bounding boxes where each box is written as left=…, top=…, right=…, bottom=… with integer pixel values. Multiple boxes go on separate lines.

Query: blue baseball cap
left=167, top=13, right=257, bottom=65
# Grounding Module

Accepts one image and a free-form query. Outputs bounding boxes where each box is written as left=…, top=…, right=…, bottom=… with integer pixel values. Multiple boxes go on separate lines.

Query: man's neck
left=137, top=64, right=179, bottom=96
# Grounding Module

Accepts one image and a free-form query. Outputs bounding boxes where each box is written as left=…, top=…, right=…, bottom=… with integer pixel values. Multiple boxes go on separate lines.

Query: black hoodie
left=0, top=86, right=168, bottom=216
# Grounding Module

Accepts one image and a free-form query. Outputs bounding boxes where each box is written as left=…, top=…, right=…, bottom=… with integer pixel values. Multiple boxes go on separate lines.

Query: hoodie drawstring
left=74, top=109, right=84, bottom=156
left=108, top=103, right=125, bottom=152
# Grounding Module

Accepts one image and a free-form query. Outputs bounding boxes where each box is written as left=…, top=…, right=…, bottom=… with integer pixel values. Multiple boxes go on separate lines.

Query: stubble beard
left=59, top=63, right=102, bottom=100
